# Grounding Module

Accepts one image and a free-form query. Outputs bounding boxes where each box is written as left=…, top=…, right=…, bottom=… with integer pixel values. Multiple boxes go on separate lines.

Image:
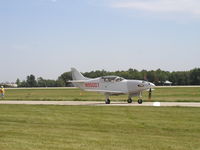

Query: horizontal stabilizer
left=68, top=80, right=86, bottom=83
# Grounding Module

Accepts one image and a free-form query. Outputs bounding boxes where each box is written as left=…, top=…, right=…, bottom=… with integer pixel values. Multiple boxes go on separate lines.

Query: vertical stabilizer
left=71, top=68, right=87, bottom=80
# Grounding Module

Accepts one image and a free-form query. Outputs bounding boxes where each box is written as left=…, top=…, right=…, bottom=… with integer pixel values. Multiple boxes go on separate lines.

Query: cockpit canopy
left=101, top=76, right=124, bottom=82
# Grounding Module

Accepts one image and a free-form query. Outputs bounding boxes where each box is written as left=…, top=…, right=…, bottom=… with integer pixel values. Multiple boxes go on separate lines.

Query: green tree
left=26, top=75, right=37, bottom=87
left=56, top=79, right=65, bottom=87
left=20, top=80, right=27, bottom=87
left=58, top=72, right=72, bottom=86
left=16, top=78, right=21, bottom=87
left=37, top=77, right=47, bottom=87
left=190, top=68, right=200, bottom=85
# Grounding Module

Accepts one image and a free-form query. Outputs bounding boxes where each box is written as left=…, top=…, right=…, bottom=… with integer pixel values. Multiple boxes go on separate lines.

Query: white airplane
left=70, top=68, right=155, bottom=104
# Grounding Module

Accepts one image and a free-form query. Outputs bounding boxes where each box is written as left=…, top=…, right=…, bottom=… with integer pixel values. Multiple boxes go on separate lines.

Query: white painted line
left=153, top=102, right=161, bottom=107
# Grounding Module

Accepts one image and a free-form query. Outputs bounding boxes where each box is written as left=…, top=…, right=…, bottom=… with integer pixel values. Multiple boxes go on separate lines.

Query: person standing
left=0, top=86, right=5, bottom=99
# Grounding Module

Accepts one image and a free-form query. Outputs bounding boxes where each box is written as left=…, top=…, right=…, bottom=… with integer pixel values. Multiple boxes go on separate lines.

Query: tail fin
left=71, top=68, right=88, bottom=80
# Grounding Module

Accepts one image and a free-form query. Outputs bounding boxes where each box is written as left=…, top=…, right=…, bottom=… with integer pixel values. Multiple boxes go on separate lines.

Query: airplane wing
left=84, top=89, right=125, bottom=94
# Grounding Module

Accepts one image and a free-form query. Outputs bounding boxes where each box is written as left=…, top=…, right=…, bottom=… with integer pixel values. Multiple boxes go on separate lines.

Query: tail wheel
left=105, top=99, right=110, bottom=104
left=127, top=99, right=133, bottom=103
left=138, top=99, right=143, bottom=104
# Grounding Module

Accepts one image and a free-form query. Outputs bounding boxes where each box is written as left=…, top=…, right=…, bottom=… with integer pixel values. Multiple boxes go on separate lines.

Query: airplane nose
left=150, top=83, right=155, bottom=88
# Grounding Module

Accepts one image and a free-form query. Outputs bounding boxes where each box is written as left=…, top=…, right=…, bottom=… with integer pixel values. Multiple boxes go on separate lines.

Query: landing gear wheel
left=138, top=99, right=143, bottom=104
left=105, top=99, right=110, bottom=104
left=127, top=99, right=133, bottom=103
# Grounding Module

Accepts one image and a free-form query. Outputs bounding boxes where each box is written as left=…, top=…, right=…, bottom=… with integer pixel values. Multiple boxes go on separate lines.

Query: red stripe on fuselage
left=85, top=83, right=99, bottom=88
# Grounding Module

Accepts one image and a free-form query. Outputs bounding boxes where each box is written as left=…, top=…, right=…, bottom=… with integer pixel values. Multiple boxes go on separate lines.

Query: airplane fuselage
left=70, top=68, right=155, bottom=104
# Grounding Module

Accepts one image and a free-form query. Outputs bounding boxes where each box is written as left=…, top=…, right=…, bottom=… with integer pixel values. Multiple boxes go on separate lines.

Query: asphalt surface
left=0, top=101, right=200, bottom=107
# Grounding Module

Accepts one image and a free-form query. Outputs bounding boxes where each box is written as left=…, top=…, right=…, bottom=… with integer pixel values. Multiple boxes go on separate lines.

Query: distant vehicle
left=0, top=83, right=18, bottom=88
left=70, top=68, right=155, bottom=104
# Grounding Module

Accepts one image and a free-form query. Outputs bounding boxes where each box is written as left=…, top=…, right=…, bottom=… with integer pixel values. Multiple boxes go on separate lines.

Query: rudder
left=71, top=68, right=87, bottom=80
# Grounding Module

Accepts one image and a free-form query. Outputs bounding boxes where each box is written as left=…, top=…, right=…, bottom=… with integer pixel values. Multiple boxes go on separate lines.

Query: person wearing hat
left=0, top=86, right=5, bottom=98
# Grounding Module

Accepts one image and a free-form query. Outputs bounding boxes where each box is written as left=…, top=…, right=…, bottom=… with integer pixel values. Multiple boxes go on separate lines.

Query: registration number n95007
left=85, top=83, right=99, bottom=88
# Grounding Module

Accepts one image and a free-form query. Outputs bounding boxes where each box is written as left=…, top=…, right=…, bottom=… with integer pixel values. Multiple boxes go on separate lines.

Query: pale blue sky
left=1, top=0, right=200, bottom=82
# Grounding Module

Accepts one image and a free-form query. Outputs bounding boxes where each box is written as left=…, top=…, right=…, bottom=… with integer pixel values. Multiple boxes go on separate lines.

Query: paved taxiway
left=0, top=101, right=200, bottom=107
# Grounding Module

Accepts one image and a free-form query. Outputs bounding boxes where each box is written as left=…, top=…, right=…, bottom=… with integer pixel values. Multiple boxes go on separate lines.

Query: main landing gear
left=105, top=98, right=143, bottom=104
left=127, top=98, right=133, bottom=103
left=105, top=99, right=110, bottom=104
left=137, top=99, right=143, bottom=104
left=137, top=92, right=143, bottom=104
left=127, top=98, right=143, bottom=104
left=105, top=95, right=143, bottom=104
left=105, top=95, right=111, bottom=104
left=128, top=92, right=143, bottom=104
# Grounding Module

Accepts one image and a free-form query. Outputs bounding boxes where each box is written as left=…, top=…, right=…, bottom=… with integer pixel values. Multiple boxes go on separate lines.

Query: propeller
left=148, top=88, right=152, bottom=100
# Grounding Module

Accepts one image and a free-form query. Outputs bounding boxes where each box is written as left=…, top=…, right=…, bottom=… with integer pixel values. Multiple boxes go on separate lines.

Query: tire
left=138, top=99, right=143, bottom=104
left=105, top=99, right=110, bottom=104
left=127, top=99, right=133, bottom=103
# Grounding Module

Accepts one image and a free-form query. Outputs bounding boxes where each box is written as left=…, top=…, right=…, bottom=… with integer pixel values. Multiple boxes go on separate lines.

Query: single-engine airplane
left=70, top=68, right=155, bottom=104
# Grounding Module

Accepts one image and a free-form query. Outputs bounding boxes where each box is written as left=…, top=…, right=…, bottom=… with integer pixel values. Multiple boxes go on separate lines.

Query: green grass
left=0, top=105, right=199, bottom=150
left=2, top=87, right=200, bottom=102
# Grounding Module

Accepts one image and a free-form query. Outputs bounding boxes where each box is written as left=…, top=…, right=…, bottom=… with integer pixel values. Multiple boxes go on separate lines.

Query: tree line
left=16, top=68, right=200, bottom=87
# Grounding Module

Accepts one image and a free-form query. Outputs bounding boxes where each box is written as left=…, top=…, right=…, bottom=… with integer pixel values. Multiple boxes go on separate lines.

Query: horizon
left=1, top=0, right=200, bottom=82
left=1, top=67, right=199, bottom=83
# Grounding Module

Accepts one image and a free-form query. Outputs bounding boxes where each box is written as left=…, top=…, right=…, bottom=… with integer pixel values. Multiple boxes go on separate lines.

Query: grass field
left=0, top=105, right=199, bottom=150
left=2, top=87, right=200, bottom=102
